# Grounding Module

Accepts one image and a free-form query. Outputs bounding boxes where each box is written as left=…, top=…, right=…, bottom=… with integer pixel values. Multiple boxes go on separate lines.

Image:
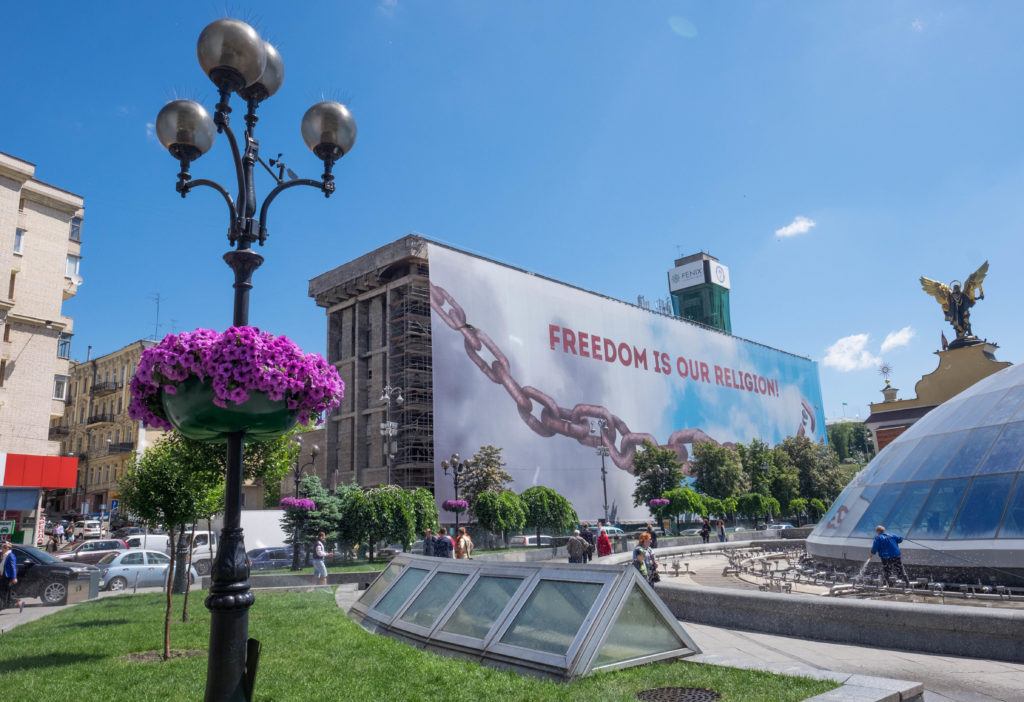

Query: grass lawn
left=0, top=590, right=837, bottom=701
left=253, top=560, right=387, bottom=576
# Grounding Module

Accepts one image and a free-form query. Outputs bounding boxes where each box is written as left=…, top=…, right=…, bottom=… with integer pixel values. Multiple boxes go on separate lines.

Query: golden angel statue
left=919, top=261, right=988, bottom=345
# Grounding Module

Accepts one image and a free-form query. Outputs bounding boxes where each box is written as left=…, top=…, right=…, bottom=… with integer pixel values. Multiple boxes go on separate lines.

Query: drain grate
left=636, top=688, right=721, bottom=702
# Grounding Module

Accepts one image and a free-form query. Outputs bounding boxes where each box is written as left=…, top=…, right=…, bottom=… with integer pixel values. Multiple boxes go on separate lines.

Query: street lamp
left=289, top=440, right=319, bottom=571
left=440, top=453, right=469, bottom=530
left=154, top=18, right=355, bottom=702
left=591, top=419, right=611, bottom=524
left=379, top=385, right=403, bottom=485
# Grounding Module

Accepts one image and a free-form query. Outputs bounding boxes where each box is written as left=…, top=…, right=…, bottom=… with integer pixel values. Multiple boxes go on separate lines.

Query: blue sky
left=2, top=1, right=1022, bottom=421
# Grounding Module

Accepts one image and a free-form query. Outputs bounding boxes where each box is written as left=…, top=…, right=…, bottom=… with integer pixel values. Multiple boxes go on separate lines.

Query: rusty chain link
left=429, top=282, right=813, bottom=474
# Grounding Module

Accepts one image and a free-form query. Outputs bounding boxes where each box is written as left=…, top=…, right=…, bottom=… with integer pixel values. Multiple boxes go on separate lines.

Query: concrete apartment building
left=0, top=152, right=82, bottom=539
left=49, top=340, right=166, bottom=514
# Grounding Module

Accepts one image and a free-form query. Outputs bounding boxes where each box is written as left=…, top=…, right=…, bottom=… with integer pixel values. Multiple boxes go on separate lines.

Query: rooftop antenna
left=149, top=292, right=162, bottom=340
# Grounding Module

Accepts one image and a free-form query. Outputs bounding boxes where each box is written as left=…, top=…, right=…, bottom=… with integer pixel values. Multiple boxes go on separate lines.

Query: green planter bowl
left=161, top=377, right=299, bottom=443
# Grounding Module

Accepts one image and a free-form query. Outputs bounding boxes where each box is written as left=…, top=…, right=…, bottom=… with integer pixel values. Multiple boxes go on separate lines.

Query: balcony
left=48, top=426, right=70, bottom=439
left=86, top=413, right=116, bottom=425
left=105, top=441, right=135, bottom=456
left=91, top=380, right=122, bottom=396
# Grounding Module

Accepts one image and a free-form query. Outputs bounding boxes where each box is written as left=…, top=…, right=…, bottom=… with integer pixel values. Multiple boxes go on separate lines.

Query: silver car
left=96, top=549, right=198, bottom=591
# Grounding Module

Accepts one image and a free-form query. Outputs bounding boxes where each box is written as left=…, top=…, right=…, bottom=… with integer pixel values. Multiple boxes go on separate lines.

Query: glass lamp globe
left=196, top=18, right=267, bottom=91
left=155, top=100, right=216, bottom=161
left=239, top=41, right=284, bottom=102
left=301, top=101, right=357, bottom=161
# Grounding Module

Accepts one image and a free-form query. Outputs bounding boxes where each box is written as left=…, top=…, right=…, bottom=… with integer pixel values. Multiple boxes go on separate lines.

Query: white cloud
left=145, top=122, right=156, bottom=140
left=823, top=334, right=881, bottom=372
left=881, top=326, right=916, bottom=353
left=775, top=215, right=816, bottom=238
left=911, top=18, right=925, bottom=32
left=378, top=0, right=398, bottom=16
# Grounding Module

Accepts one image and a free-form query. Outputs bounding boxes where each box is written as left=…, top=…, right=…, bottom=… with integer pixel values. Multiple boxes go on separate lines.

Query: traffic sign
left=0, top=520, right=15, bottom=535
left=111, top=499, right=119, bottom=512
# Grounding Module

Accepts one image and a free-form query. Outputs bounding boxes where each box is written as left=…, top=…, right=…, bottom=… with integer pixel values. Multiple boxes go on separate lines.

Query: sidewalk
left=685, top=622, right=1024, bottom=702
left=0, top=587, right=164, bottom=634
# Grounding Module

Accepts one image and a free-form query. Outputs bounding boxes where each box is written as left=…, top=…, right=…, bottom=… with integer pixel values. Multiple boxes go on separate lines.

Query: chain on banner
left=429, top=282, right=815, bottom=474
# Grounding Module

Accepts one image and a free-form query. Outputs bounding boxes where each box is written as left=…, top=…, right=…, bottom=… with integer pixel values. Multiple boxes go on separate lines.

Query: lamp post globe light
left=379, top=384, right=403, bottom=485
left=154, top=18, right=356, bottom=702
left=290, top=440, right=319, bottom=572
left=440, top=453, right=470, bottom=530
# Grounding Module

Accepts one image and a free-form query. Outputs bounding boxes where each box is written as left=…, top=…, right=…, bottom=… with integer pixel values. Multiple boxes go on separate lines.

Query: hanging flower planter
left=129, top=326, right=343, bottom=443
left=649, top=498, right=670, bottom=512
left=280, top=497, right=317, bottom=511
left=442, top=499, right=469, bottom=514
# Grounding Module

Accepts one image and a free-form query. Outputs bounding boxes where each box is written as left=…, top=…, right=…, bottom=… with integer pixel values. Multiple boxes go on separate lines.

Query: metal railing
left=48, top=426, right=70, bottom=438
left=86, top=413, right=116, bottom=425
left=91, top=380, right=122, bottom=395
left=105, top=441, right=136, bottom=455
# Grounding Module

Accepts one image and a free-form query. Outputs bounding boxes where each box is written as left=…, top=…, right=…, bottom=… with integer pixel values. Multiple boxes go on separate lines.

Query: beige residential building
left=51, top=340, right=166, bottom=514
left=0, top=152, right=83, bottom=457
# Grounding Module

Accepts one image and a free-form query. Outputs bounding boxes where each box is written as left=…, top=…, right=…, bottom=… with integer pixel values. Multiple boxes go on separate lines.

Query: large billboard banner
left=428, top=243, right=825, bottom=522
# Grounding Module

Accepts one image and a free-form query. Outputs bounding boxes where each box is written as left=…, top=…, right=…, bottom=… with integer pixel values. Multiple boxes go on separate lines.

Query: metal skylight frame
left=349, top=554, right=700, bottom=679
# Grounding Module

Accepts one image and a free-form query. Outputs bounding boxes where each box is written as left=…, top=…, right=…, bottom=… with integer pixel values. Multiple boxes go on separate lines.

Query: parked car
left=11, top=545, right=96, bottom=605
left=72, top=520, right=103, bottom=540
left=587, top=525, right=624, bottom=537
left=56, top=538, right=128, bottom=565
left=678, top=528, right=703, bottom=537
left=508, top=534, right=552, bottom=547
left=112, top=527, right=147, bottom=540
left=768, top=523, right=796, bottom=530
left=124, top=534, right=171, bottom=552
left=247, top=546, right=294, bottom=571
left=96, top=550, right=198, bottom=591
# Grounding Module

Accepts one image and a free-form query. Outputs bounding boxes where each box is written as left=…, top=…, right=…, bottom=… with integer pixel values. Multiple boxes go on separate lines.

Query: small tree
left=281, top=475, right=342, bottom=566
left=335, top=482, right=370, bottom=558
left=474, top=490, right=527, bottom=547
left=120, top=440, right=219, bottom=660
left=411, top=488, right=440, bottom=537
left=632, top=441, right=685, bottom=507
left=702, top=496, right=725, bottom=520
left=691, top=442, right=747, bottom=499
left=365, top=485, right=416, bottom=559
left=661, top=487, right=704, bottom=532
left=462, top=446, right=513, bottom=515
left=721, top=496, right=738, bottom=523
left=736, top=493, right=769, bottom=522
left=808, top=498, right=827, bottom=521
left=788, top=497, right=809, bottom=524
left=520, top=486, right=578, bottom=546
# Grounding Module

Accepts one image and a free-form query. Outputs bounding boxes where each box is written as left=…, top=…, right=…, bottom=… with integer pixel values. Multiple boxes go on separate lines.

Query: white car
left=509, top=535, right=552, bottom=547
left=73, top=520, right=102, bottom=540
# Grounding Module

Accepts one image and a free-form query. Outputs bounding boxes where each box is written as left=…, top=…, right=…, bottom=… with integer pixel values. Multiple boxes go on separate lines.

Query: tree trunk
left=163, top=529, right=176, bottom=660
left=182, top=520, right=196, bottom=623
left=535, top=526, right=541, bottom=548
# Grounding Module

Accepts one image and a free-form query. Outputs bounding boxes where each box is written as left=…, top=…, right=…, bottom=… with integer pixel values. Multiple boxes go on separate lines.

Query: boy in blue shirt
left=871, top=525, right=910, bottom=586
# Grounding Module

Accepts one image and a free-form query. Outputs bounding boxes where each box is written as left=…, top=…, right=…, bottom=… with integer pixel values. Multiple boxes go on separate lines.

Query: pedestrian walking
left=311, top=531, right=331, bottom=586
left=632, top=532, right=659, bottom=584
left=566, top=530, right=590, bottom=563
left=699, top=518, right=711, bottom=544
left=0, top=541, right=17, bottom=611
left=596, top=527, right=613, bottom=558
left=54, top=522, right=65, bottom=544
left=46, top=534, right=59, bottom=553
left=579, top=522, right=595, bottom=563
left=645, top=524, right=659, bottom=549
left=455, top=527, right=474, bottom=559
left=434, top=529, right=454, bottom=559
left=871, top=525, right=910, bottom=586
left=717, top=519, right=726, bottom=543
left=422, top=529, right=435, bottom=557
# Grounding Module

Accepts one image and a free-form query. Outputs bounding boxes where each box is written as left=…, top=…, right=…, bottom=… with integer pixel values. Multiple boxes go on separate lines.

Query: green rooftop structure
left=668, top=252, right=732, bottom=333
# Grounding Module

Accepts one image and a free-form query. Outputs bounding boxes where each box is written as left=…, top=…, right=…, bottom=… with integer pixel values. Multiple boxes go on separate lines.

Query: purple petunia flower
left=442, top=499, right=469, bottom=513
left=128, top=326, right=344, bottom=430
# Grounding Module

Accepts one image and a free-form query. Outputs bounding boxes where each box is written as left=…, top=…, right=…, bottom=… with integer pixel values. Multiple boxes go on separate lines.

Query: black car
left=11, top=545, right=96, bottom=605
left=111, top=526, right=146, bottom=540
left=246, top=546, right=295, bottom=571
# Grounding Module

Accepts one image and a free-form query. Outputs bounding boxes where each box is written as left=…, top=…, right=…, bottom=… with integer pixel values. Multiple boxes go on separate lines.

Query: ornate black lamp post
left=153, top=18, right=355, bottom=702
left=379, top=384, right=403, bottom=485
left=290, top=440, right=320, bottom=571
left=440, top=453, right=469, bottom=530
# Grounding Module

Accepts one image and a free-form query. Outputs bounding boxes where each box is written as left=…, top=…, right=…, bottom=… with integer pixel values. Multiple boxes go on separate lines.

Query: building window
left=7, top=272, right=15, bottom=300
left=3, top=324, right=10, bottom=343
left=0, top=359, right=6, bottom=387
left=70, top=217, right=82, bottom=242
left=13, top=228, right=25, bottom=256
left=57, top=332, right=72, bottom=359
left=65, top=254, right=81, bottom=279
left=53, top=374, right=69, bottom=401
left=18, top=197, right=25, bottom=212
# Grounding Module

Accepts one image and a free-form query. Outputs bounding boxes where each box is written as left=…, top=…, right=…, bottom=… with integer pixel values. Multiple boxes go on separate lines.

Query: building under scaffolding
left=309, top=236, right=435, bottom=490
